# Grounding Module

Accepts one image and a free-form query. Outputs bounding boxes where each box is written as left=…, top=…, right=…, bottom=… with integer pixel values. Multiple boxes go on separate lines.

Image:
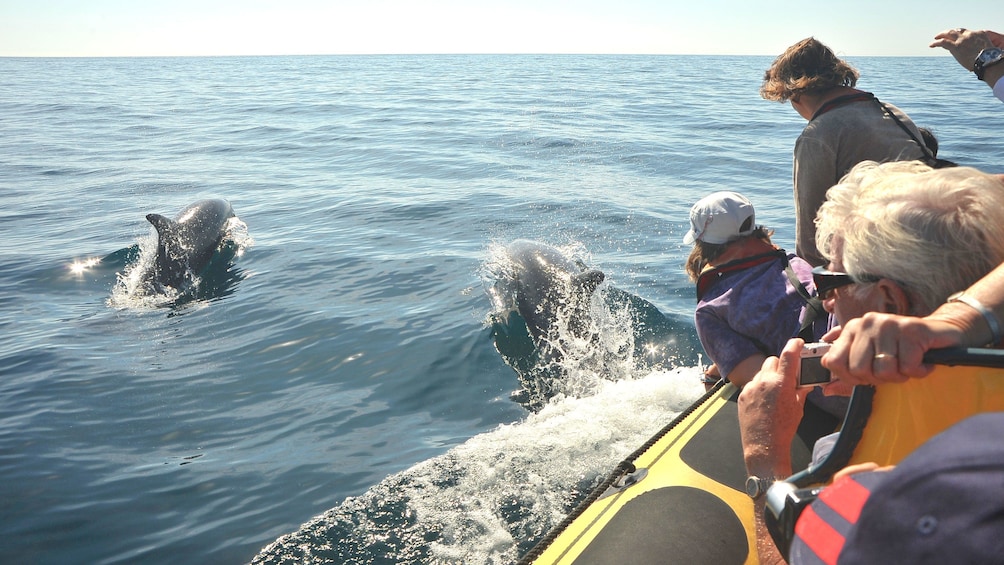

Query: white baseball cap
left=683, top=191, right=756, bottom=245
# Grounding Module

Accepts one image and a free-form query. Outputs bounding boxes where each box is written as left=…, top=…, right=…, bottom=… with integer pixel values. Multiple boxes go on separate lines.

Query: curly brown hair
left=760, top=37, right=859, bottom=102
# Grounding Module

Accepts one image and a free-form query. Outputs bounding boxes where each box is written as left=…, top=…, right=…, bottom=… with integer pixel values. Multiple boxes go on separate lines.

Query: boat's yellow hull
left=521, top=383, right=838, bottom=565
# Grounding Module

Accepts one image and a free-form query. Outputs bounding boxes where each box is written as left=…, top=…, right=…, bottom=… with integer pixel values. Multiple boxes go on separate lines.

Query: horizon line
left=0, top=52, right=952, bottom=59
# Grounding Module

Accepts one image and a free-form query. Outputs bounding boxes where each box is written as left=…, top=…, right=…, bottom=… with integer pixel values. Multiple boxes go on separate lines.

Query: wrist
left=924, top=305, right=976, bottom=349
left=985, top=66, right=1004, bottom=89
left=974, top=47, right=1004, bottom=82
left=991, top=73, right=1004, bottom=102
left=939, top=294, right=1002, bottom=346
left=743, top=448, right=792, bottom=479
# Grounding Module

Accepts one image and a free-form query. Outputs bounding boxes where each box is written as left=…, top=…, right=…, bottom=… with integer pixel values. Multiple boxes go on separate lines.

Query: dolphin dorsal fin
left=146, top=213, right=177, bottom=238
left=572, top=269, right=605, bottom=293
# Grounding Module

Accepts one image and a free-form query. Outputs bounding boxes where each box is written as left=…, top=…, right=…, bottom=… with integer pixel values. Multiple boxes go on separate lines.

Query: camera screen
left=798, top=356, right=831, bottom=386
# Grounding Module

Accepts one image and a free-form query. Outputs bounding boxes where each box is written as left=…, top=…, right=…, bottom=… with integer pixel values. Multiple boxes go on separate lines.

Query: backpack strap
left=873, top=98, right=957, bottom=168
left=782, top=254, right=826, bottom=342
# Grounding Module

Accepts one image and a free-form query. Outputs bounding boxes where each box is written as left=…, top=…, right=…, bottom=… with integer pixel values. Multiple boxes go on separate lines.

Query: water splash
left=251, top=241, right=705, bottom=563
left=481, top=240, right=700, bottom=409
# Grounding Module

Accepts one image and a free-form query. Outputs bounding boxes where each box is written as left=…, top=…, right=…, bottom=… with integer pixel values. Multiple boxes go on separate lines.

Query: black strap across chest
left=782, top=257, right=826, bottom=342
left=811, top=91, right=955, bottom=169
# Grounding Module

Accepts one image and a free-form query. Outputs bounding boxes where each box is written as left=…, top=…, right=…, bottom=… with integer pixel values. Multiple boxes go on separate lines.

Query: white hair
left=815, top=160, right=1004, bottom=314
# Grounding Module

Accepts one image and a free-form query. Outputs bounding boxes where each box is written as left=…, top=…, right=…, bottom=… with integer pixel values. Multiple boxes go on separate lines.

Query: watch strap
left=947, top=291, right=1003, bottom=346
left=746, top=475, right=779, bottom=500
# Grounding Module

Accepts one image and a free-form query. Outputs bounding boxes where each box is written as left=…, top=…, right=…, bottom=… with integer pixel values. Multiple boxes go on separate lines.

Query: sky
left=0, top=0, right=999, bottom=58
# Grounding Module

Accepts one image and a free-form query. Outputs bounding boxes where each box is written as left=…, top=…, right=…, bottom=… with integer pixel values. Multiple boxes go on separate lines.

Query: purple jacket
left=695, top=251, right=826, bottom=379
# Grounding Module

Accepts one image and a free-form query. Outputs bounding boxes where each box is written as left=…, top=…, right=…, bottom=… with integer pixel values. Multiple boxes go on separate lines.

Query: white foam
left=255, top=368, right=705, bottom=563
left=420, top=368, right=704, bottom=561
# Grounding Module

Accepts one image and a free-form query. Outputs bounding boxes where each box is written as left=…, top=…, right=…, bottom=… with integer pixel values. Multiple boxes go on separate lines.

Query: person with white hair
left=737, top=160, right=1004, bottom=564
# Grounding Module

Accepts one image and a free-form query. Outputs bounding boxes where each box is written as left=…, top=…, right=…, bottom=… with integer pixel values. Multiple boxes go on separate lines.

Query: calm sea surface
left=1, top=55, right=1001, bottom=564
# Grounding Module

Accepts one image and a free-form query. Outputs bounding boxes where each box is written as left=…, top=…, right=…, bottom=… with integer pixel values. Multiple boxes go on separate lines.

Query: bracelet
left=947, top=291, right=1003, bottom=346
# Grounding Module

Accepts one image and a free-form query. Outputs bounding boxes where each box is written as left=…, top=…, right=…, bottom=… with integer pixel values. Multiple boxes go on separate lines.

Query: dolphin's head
left=502, top=241, right=607, bottom=346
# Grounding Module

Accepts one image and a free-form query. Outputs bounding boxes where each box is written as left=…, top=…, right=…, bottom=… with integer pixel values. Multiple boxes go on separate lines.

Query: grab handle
left=923, top=347, right=1004, bottom=368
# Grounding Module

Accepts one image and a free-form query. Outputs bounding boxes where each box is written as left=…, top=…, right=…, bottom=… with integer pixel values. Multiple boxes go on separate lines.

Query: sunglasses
left=811, top=266, right=881, bottom=300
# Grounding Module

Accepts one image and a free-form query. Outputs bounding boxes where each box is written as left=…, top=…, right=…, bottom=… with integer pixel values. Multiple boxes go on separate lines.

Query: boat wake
left=252, top=370, right=704, bottom=564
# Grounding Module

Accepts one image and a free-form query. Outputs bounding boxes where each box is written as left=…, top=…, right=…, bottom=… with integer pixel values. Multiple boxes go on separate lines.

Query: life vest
left=787, top=358, right=1004, bottom=486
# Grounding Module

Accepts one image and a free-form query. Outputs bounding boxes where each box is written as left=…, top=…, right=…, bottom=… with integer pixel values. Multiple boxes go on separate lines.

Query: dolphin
left=489, top=240, right=704, bottom=409
left=487, top=240, right=605, bottom=407
left=503, top=239, right=605, bottom=344
left=144, top=199, right=236, bottom=292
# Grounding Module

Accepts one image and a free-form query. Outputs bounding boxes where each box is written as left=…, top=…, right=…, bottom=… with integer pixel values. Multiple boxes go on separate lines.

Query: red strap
left=810, top=92, right=875, bottom=120
left=695, top=250, right=784, bottom=299
left=792, top=474, right=873, bottom=564
left=793, top=505, right=844, bottom=565
left=820, top=474, right=872, bottom=523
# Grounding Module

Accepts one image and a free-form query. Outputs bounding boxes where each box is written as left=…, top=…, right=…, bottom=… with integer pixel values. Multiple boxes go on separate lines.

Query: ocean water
left=1, top=54, right=1001, bottom=565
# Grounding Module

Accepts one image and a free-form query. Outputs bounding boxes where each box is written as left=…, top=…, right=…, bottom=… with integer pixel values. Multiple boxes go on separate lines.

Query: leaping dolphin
left=144, top=199, right=236, bottom=292
left=488, top=239, right=704, bottom=410
left=502, top=239, right=605, bottom=345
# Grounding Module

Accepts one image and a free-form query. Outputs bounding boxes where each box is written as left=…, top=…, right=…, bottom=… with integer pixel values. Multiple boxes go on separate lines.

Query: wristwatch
left=745, top=475, right=778, bottom=500
left=947, top=291, right=1003, bottom=345
left=974, top=47, right=1004, bottom=80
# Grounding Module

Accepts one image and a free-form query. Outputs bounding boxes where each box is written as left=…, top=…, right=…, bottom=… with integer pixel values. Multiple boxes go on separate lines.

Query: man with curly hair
left=761, top=38, right=927, bottom=266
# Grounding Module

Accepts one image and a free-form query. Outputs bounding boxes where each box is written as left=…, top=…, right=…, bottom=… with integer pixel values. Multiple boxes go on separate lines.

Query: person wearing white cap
left=684, top=191, right=827, bottom=390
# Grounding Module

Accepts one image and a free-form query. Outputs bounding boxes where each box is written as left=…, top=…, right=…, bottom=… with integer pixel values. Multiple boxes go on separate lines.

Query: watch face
left=979, top=48, right=1004, bottom=64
